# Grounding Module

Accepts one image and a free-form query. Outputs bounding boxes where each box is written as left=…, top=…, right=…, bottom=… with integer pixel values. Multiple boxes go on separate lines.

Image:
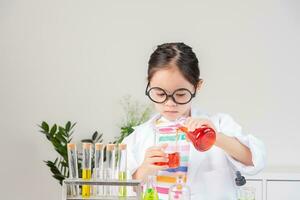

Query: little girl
left=123, top=42, right=266, bottom=200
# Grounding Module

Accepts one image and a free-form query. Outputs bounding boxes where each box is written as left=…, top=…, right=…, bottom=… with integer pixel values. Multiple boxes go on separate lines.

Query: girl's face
left=148, top=65, right=201, bottom=121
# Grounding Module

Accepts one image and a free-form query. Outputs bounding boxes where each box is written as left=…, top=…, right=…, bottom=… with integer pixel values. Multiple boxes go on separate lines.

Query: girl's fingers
left=146, top=150, right=167, bottom=158
left=189, top=120, right=199, bottom=132
left=146, top=144, right=168, bottom=157
left=149, top=156, right=169, bottom=164
left=187, top=120, right=202, bottom=131
left=184, top=118, right=215, bottom=132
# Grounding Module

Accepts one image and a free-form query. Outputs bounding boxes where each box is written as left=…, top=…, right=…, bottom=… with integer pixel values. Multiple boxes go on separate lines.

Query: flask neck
left=146, top=175, right=156, bottom=189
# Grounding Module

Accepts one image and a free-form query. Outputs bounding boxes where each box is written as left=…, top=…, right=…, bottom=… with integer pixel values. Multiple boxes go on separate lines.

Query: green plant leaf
left=65, top=121, right=71, bottom=132
left=69, top=131, right=74, bottom=137
left=54, top=157, right=58, bottom=165
left=58, top=126, right=66, bottom=137
left=41, top=121, right=49, bottom=132
left=63, top=166, right=67, bottom=177
left=81, top=139, right=93, bottom=143
left=96, top=133, right=103, bottom=143
left=56, top=133, right=68, bottom=144
left=53, top=174, right=65, bottom=179
left=68, top=122, right=77, bottom=136
left=50, top=124, right=57, bottom=137
left=53, top=174, right=65, bottom=185
left=61, top=160, right=68, bottom=168
left=92, top=131, right=98, bottom=141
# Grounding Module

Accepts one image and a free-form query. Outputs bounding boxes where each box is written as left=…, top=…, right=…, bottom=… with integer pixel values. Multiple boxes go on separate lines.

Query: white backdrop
left=0, top=0, right=299, bottom=199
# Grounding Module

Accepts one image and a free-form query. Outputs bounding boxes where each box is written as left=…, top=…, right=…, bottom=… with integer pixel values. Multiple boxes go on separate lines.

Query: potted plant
left=115, top=95, right=153, bottom=144
left=38, top=121, right=102, bottom=185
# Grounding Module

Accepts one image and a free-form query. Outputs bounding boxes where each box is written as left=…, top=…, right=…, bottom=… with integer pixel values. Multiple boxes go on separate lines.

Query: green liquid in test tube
left=118, top=143, right=127, bottom=197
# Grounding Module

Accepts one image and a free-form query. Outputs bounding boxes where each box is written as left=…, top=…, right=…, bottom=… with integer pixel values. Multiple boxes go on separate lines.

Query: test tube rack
left=62, top=178, right=143, bottom=200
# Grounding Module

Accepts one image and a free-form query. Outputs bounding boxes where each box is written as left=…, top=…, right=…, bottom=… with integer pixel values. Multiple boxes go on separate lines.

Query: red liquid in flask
left=179, top=126, right=216, bottom=151
left=154, top=152, right=180, bottom=168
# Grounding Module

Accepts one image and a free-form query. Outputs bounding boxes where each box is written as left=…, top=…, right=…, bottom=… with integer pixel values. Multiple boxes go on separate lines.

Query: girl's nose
left=164, top=96, right=177, bottom=106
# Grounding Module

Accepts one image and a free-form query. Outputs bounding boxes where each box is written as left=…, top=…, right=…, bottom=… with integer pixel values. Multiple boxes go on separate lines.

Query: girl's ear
left=196, top=79, right=204, bottom=91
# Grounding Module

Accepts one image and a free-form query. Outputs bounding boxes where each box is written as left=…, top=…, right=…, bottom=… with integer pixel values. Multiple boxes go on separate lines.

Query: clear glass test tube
left=105, top=144, right=116, bottom=196
left=67, top=143, right=79, bottom=196
left=82, top=143, right=92, bottom=198
left=118, top=143, right=127, bottom=197
left=93, top=143, right=104, bottom=196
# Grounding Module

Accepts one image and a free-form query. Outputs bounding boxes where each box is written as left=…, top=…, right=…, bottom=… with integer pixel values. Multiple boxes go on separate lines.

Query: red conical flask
left=178, top=126, right=216, bottom=151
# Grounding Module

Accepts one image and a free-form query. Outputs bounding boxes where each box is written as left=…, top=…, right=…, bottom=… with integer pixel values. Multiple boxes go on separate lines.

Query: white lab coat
left=123, top=108, right=266, bottom=200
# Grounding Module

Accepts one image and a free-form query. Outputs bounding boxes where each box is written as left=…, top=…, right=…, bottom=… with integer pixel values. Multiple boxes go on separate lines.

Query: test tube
left=82, top=143, right=92, bottom=198
left=67, top=143, right=79, bottom=196
left=118, top=143, right=127, bottom=197
left=93, top=143, right=104, bottom=196
left=105, top=144, right=116, bottom=196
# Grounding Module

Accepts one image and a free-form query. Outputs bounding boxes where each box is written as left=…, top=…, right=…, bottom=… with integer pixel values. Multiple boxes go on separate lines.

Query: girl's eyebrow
left=149, top=83, right=193, bottom=93
left=154, top=86, right=188, bottom=94
left=150, top=85, right=170, bottom=93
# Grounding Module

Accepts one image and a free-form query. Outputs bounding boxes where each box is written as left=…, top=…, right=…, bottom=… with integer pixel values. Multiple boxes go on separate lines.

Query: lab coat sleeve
left=218, top=113, right=266, bottom=175
left=122, top=129, right=140, bottom=178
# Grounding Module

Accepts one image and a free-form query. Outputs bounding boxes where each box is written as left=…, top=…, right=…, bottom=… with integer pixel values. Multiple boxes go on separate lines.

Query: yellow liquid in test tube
left=82, top=143, right=92, bottom=198
left=118, top=171, right=127, bottom=197
left=82, top=169, right=92, bottom=198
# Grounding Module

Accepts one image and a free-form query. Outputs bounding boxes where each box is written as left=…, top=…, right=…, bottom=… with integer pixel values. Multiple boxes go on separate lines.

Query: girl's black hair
left=147, top=42, right=200, bottom=86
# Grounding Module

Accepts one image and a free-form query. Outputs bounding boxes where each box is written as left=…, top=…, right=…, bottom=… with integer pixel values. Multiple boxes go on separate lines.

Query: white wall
left=0, top=0, right=299, bottom=199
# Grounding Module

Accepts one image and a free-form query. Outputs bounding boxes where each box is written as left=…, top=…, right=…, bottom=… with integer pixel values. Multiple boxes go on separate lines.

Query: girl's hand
left=184, top=117, right=254, bottom=166
left=133, top=144, right=169, bottom=181
left=184, top=117, right=217, bottom=132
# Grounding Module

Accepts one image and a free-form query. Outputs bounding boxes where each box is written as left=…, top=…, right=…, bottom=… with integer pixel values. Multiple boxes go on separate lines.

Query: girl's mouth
left=164, top=111, right=178, bottom=114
